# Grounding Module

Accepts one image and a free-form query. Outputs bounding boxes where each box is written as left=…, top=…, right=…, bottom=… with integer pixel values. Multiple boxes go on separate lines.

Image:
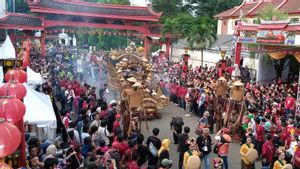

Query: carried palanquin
left=107, top=43, right=169, bottom=134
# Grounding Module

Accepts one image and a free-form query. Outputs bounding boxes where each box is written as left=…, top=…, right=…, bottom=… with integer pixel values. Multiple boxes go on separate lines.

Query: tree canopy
left=258, top=4, right=288, bottom=21
left=186, top=0, right=242, bottom=17
left=150, top=0, right=187, bottom=18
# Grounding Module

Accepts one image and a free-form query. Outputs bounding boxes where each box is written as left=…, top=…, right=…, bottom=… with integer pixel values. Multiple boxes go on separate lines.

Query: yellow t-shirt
left=240, top=143, right=254, bottom=164
left=183, top=150, right=200, bottom=169
left=273, top=160, right=286, bottom=169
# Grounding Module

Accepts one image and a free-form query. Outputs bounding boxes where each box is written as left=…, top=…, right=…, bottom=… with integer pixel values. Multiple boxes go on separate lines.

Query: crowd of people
left=24, top=46, right=179, bottom=169
left=22, top=44, right=300, bottom=169
left=156, top=57, right=300, bottom=169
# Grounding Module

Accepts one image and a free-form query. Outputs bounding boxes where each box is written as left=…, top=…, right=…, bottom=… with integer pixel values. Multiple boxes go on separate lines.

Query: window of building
left=290, top=18, right=299, bottom=24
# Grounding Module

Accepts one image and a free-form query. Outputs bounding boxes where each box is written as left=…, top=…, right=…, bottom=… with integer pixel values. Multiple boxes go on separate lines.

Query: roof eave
left=29, top=7, right=160, bottom=22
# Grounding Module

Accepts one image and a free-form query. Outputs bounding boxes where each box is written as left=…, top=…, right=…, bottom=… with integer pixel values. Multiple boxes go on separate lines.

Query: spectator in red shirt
left=261, top=133, right=275, bottom=167
left=113, top=113, right=121, bottom=135
left=112, top=134, right=129, bottom=158
left=254, top=117, right=265, bottom=158
left=285, top=93, right=295, bottom=117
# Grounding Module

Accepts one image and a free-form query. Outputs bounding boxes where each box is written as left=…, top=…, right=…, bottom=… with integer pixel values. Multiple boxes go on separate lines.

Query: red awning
left=258, top=23, right=288, bottom=30
left=285, top=25, right=300, bottom=31
left=237, top=25, right=258, bottom=31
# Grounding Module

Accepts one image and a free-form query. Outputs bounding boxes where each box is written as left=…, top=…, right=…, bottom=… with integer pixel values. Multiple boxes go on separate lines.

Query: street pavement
left=141, top=103, right=262, bottom=169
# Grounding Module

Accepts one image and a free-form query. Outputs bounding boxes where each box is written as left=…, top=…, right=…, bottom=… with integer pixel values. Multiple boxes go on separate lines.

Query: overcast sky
left=129, top=0, right=148, bottom=6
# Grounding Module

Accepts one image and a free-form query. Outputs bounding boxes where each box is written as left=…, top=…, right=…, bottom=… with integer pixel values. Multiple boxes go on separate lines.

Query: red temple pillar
left=235, top=42, right=242, bottom=65
left=165, top=38, right=171, bottom=60
left=41, top=32, right=46, bottom=58
left=144, top=36, right=149, bottom=56
left=183, top=54, right=190, bottom=66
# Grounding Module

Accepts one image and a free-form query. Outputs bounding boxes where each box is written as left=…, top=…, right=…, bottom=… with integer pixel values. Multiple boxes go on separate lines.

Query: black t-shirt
left=146, top=136, right=161, bottom=157
left=137, top=144, right=148, bottom=166
left=177, top=133, right=189, bottom=153
left=197, top=135, right=212, bottom=155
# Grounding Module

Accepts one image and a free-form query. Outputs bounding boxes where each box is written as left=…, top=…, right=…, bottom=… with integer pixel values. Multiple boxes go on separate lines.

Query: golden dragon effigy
left=107, top=42, right=169, bottom=134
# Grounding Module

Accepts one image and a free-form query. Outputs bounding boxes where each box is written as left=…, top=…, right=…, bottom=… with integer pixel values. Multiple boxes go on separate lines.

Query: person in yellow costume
left=183, top=137, right=201, bottom=169
left=240, top=137, right=255, bottom=169
left=273, top=152, right=286, bottom=169
left=157, top=139, right=171, bottom=168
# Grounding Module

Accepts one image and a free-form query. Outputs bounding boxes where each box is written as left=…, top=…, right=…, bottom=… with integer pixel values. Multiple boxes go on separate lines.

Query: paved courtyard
left=142, top=104, right=262, bottom=169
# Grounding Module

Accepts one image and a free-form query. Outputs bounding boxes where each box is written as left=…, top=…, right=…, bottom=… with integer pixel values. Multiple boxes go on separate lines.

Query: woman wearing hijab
left=157, top=139, right=171, bottom=167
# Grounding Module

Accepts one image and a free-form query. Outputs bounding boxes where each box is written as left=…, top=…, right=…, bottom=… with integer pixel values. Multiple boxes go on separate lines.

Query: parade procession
left=1, top=0, right=300, bottom=169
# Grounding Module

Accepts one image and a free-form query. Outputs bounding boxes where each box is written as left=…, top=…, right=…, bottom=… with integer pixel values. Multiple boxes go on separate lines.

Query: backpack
left=149, top=141, right=158, bottom=157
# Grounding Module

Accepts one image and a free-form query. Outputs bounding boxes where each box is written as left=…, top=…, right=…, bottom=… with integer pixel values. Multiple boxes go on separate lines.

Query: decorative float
left=107, top=42, right=169, bottom=134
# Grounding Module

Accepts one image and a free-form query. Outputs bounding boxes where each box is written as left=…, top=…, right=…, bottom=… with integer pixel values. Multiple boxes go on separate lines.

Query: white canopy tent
left=0, top=36, right=15, bottom=59
left=24, top=85, right=57, bottom=140
left=27, top=67, right=43, bottom=85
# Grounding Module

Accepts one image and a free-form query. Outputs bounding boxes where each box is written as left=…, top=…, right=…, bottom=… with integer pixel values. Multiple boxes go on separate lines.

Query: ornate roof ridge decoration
left=215, top=0, right=299, bottom=19
left=260, top=19, right=289, bottom=24
left=0, top=10, right=43, bottom=30
left=247, top=0, right=263, bottom=15
left=28, top=0, right=161, bottom=21
left=236, top=21, right=300, bottom=31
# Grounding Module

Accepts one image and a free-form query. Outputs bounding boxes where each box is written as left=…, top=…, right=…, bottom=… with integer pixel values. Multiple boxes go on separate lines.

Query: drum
left=186, top=155, right=201, bottom=169
left=231, top=81, right=244, bottom=101
left=282, top=164, right=293, bottom=169
left=245, top=149, right=258, bottom=163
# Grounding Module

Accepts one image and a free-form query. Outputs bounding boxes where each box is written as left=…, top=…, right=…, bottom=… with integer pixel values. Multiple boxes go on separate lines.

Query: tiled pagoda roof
left=28, top=0, right=162, bottom=22
left=0, top=12, right=43, bottom=30
left=215, top=0, right=300, bottom=19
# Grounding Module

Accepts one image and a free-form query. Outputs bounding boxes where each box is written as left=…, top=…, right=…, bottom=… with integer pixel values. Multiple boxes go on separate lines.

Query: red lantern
left=0, top=119, right=21, bottom=158
left=276, top=33, right=285, bottom=41
left=0, top=98, right=25, bottom=123
left=5, top=69, right=28, bottom=83
left=0, top=81, right=27, bottom=100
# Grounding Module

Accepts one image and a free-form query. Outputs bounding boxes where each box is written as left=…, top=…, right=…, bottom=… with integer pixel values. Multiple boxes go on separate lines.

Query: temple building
left=215, top=0, right=300, bottom=82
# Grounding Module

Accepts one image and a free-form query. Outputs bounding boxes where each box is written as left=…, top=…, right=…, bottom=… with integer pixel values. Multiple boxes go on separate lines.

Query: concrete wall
left=170, top=47, right=222, bottom=68
left=227, top=19, right=237, bottom=35
left=217, top=20, right=223, bottom=35
left=257, top=56, right=277, bottom=83
left=0, top=1, right=6, bottom=16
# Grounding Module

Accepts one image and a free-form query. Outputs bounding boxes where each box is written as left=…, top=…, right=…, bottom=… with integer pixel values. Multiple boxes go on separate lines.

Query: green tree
left=162, top=14, right=216, bottom=65
left=258, top=4, right=288, bottom=21
left=185, top=16, right=217, bottom=66
left=185, top=0, right=242, bottom=17
left=150, top=0, right=188, bottom=19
